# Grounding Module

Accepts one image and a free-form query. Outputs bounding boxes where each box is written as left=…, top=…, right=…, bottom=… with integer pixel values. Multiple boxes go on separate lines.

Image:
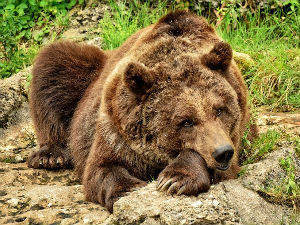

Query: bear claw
left=27, top=145, right=73, bottom=169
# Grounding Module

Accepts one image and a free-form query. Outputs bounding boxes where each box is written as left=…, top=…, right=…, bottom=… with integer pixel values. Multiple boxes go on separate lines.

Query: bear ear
left=124, top=62, right=154, bottom=96
left=201, top=41, right=232, bottom=71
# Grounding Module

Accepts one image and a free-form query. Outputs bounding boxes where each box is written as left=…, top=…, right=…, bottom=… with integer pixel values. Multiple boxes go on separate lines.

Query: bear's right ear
left=201, top=41, right=232, bottom=71
left=124, top=62, right=154, bottom=96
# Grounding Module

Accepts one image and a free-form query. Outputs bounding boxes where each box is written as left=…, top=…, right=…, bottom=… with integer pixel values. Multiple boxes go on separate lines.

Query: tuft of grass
left=1, top=157, right=17, bottom=164
left=294, top=138, right=300, bottom=158
left=99, top=0, right=168, bottom=50
left=240, top=129, right=281, bottom=165
left=0, top=44, right=39, bottom=79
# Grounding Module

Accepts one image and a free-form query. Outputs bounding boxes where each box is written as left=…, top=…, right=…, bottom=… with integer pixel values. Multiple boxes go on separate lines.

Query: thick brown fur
left=28, top=11, right=252, bottom=213
left=28, top=41, right=107, bottom=168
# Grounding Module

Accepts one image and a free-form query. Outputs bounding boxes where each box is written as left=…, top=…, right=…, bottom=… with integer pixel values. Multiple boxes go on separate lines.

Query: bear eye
left=180, top=119, right=195, bottom=128
left=216, top=107, right=225, bottom=117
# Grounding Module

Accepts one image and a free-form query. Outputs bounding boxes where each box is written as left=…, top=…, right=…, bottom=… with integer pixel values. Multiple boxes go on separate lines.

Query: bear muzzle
left=212, top=144, right=234, bottom=171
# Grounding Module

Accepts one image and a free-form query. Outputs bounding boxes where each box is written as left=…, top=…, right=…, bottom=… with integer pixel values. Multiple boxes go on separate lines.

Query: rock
left=233, top=51, right=255, bottom=74
left=106, top=182, right=240, bottom=225
left=0, top=67, right=35, bottom=164
left=241, top=147, right=291, bottom=192
left=0, top=162, right=110, bottom=225
left=0, top=67, right=31, bottom=129
left=0, top=68, right=36, bottom=164
left=106, top=180, right=289, bottom=225
left=257, top=112, right=300, bottom=136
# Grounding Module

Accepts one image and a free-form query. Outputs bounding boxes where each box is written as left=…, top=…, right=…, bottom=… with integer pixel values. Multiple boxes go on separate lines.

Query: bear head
left=99, top=11, right=245, bottom=178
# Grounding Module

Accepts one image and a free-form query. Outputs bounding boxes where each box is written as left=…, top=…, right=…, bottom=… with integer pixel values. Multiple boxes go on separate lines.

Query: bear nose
left=212, top=145, right=234, bottom=164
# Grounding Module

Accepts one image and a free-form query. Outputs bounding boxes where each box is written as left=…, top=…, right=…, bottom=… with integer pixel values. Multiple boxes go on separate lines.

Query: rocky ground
left=1, top=3, right=300, bottom=225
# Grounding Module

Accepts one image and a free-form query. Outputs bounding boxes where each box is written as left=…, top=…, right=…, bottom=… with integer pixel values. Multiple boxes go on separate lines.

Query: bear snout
left=212, top=144, right=234, bottom=171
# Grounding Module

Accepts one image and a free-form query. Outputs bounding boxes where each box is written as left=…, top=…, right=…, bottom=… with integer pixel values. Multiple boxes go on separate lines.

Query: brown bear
left=28, top=11, right=250, bottom=212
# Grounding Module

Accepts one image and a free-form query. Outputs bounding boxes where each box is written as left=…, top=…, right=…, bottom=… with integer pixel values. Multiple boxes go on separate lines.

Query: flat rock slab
left=106, top=181, right=288, bottom=225
left=257, top=112, right=300, bottom=136
left=0, top=163, right=110, bottom=225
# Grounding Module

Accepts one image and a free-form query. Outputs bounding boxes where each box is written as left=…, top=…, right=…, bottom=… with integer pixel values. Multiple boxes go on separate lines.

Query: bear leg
left=28, top=41, right=106, bottom=170
left=83, top=165, right=147, bottom=212
left=157, top=149, right=211, bottom=195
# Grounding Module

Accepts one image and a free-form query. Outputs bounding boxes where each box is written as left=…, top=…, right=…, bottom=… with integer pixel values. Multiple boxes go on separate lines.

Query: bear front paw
left=156, top=149, right=211, bottom=195
left=157, top=169, right=210, bottom=195
left=27, top=145, right=73, bottom=169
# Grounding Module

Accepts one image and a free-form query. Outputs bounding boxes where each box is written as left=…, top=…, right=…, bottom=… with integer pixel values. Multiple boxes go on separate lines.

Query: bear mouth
left=216, top=163, right=230, bottom=171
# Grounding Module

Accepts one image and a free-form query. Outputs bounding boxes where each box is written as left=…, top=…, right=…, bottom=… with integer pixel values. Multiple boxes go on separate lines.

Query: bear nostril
left=212, top=145, right=234, bottom=164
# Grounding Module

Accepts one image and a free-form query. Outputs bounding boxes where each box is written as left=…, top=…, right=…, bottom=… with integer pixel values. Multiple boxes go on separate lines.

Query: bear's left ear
left=124, top=62, right=154, bottom=96
left=201, top=41, right=232, bottom=71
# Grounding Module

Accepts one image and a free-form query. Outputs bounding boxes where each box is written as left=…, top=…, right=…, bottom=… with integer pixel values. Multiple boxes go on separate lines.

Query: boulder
left=105, top=148, right=296, bottom=225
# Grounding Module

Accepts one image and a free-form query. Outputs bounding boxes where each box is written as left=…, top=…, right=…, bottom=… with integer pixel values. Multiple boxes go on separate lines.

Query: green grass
left=100, top=0, right=168, bottom=50
left=240, top=129, right=281, bottom=165
left=216, top=10, right=300, bottom=112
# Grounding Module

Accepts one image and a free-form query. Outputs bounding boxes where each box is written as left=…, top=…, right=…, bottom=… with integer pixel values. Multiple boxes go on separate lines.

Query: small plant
left=240, top=129, right=281, bottom=165
left=260, top=155, right=300, bottom=210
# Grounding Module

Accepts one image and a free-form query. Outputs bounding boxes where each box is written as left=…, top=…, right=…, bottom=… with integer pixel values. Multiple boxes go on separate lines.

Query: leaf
left=39, top=1, right=48, bottom=7
left=16, top=30, right=26, bottom=39
left=17, top=3, right=28, bottom=10
left=28, top=0, right=36, bottom=6
left=19, top=16, right=31, bottom=25
left=17, top=9, right=25, bottom=16
left=67, top=0, right=77, bottom=9
left=5, top=4, right=15, bottom=10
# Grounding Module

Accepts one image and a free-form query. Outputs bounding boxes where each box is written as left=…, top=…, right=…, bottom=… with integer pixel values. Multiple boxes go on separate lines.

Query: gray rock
left=105, top=179, right=290, bottom=225
left=0, top=68, right=36, bottom=163
left=0, top=67, right=31, bottom=129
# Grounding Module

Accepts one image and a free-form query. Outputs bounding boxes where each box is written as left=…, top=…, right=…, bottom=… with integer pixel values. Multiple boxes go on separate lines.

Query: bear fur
left=28, top=11, right=251, bottom=212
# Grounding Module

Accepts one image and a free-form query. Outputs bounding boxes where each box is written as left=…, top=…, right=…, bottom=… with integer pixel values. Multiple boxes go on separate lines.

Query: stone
left=0, top=67, right=31, bottom=129
left=257, top=112, right=300, bottom=136
left=104, top=178, right=291, bottom=225
left=0, top=163, right=110, bottom=225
